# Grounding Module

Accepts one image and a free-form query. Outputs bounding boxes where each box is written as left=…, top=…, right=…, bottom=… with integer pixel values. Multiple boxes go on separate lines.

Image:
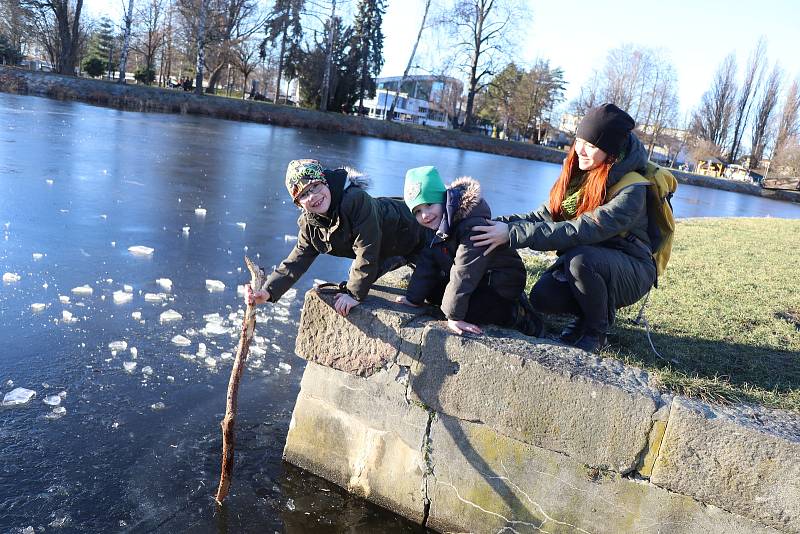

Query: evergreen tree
left=0, top=34, right=22, bottom=65
left=349, top=0, right=385, bottom=114
left=84, top=17, right=117, bottom=77
left=262, top=0, right=304, bottom=103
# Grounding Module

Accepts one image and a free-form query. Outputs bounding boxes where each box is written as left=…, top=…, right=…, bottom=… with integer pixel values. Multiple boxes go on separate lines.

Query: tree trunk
left=320, top=0, right=337, bottom=112
left=386, top=0, right=430, bottom=121
left=118, top=0, right=135, bottom=83
left=275, top=29, right=286, bottom=103
left=462, top=6, right=486, bottom=132
left=194, top=0, right=207, bottom=95
left=205, top=62, right=227, bottom=94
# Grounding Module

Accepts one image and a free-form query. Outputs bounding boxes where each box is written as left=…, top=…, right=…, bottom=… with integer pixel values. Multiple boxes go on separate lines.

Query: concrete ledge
left=283, top=288, right=799, bottom=532
left=410, top=323, right=664, bottom=473
left=651, top=397, right=800, bottom=533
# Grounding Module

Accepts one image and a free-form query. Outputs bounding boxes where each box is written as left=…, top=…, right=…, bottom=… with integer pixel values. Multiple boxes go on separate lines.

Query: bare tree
left=0, top=0, right=31, bottom=56
left=132, top=0, right=165, bottom=80
left=385, top=0, right=431, bottom=121
left=118, top=0, right=135, bottom=82
left=23, top=0, right=86, bottom=75
left=749, top=64, right=782, bottom=167
left=775, top=77, right=800, bottom=154
left=639, top=61, right=679, bottom=157
left=691, top=53, right=737, bottom=150
left=728, top=37, right=767, bottom=161
left=441, top=0, right=526, bottom=131
left=203, top=0, right=265, bottom=94
left=232, top=36, right=259, bottom=98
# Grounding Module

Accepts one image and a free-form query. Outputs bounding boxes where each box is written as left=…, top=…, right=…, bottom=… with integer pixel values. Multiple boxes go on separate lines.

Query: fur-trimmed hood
left=342, top=166, right=371, bottom=190
left=435, top=176, right=490, bottom=240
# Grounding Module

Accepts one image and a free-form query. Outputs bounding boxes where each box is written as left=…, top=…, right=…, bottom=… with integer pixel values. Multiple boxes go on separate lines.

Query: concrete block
left=409, top=323, right=664, bottom=473
left=425, top=414, right=778, bottom=534
left=294, top=287, right=426, bottom=377
left=651, top=397, right=800, bottom=533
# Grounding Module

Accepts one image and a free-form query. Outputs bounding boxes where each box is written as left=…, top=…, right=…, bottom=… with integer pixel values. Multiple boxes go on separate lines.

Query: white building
left=361, top=75, right=463, bottom=129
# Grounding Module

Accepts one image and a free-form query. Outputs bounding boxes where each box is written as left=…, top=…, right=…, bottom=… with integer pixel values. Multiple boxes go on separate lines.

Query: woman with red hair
left=471, top=104, right=657, bottom=352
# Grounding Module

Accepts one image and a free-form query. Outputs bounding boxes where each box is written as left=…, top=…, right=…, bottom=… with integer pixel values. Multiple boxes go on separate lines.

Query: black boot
left=573, top=330, right=608, bottom=353
left=513, top=294, right=544, bottom=338
left=559, top=317, right=585, bottom=344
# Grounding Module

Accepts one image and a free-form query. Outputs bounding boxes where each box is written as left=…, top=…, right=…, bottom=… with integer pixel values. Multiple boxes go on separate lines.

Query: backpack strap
left=606, top=171, right=650, bottom=199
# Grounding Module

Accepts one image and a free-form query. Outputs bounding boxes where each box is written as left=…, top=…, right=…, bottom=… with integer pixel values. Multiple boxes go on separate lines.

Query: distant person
left=471, top=104, right=657, bottom=352
left=396, top=166, right=542, bottom=337
left=247, top=160, right=427, bottom=316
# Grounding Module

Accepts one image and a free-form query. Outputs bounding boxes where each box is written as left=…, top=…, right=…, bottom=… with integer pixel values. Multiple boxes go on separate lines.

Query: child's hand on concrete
left=448, top=319, right=482, bottom=336
left=395, top=295, right=420, bottom=307
left=334, top=293, right=359, bottom=316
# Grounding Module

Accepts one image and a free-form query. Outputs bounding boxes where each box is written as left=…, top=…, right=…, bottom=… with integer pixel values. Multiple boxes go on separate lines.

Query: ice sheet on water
left=197, top=343, right=207, bottom=356
left=128, top=245, right=154, bottom=256
left=43, top=394, right=61, bottom=406
left=3, top=272, right=21, bottom=282
left=159, top=309, right=182, bottom=322
left=237, top=284, right=246, bottom=296
left=3, top=387, right=36, bottom=406
left=144, top=292, right=167, bottom=302
left=71, top=284, right=93, bottom=295
left=221, top=352, right=233, bottom=360
left=108, top=340, right=128, bottom=351
left=113, top=290, right=133, bottom=304
left=171, top=334, right=191, bottom=346
left=156, top=278, right=173, bottom=291
left=182, top=226, right=190, bottom=234
left=31, top=303, right=46, bottom=312
left=130, top=347, right=138, bottom=358
left=123, top=361, right=137, bottom=373
left=205, top=279, right=225, bottom=292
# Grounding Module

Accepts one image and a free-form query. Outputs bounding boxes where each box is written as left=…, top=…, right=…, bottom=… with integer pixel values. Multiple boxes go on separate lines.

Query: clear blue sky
left=85, top=0, right=800, bottom=116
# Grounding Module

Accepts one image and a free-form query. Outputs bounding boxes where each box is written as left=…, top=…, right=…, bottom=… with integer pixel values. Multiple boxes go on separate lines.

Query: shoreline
left=2, top=66, right=798, bottom=204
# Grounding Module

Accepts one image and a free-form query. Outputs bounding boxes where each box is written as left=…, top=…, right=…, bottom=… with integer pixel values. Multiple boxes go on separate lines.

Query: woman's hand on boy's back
left=246, top=285, right=270, bottom=307
left=334, top=293, right=359, bottom=316
left=470, top=220, right=510, bottom=255
left=447, top=319, right=482, bottom=336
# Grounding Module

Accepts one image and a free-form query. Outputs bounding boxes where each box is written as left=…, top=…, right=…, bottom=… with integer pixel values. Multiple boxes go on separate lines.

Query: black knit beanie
left=576, top=103, right=635, bottom=156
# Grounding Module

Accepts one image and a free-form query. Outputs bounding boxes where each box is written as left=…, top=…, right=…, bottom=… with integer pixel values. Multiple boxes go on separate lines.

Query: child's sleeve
left=264, top=228, right=319, bottom=302
left=343, top=190, right=383, bottom=300
left=405, top=246, right=438, bottom=305
left=441, top=226, right=491, bottom=320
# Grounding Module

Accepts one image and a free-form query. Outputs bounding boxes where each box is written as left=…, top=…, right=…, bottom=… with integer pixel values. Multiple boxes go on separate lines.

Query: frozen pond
left=1, top=93, right=799, bottom=533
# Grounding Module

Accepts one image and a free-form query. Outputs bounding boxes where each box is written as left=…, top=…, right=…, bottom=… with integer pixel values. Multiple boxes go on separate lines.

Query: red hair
left=548, top=144, right=615, bottom=220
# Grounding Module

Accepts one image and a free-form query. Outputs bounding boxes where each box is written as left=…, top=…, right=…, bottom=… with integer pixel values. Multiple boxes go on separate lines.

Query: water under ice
left=205, top=280, right=225, bottom=292
left=128, top=245, right=154, bottom=256
left=159, top=309, right=182, bottom=322
left=3, top=387, right=36, bottom=406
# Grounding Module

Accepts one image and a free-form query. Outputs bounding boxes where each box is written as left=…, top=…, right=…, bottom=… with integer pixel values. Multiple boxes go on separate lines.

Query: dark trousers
left=530, top=245, right=655, bottom=334
left=427, top=280, right=516, bottom=327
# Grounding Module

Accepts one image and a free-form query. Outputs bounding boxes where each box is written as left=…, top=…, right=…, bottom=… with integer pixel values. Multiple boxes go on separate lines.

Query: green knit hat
left=404, top=166, right=446, bottom=211
left=285, top=159, right=327, bottom=202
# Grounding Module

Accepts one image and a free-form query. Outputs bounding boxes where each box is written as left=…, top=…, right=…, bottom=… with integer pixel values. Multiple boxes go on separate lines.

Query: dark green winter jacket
left=406, top=177, right=526, bottom=321
left=265, top=168, right=426, bottom=302
left=499, top=133, right=652, bottom=260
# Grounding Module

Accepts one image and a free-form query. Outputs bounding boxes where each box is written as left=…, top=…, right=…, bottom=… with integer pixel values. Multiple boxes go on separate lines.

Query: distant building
left=361, top=75, right=463, bottom=129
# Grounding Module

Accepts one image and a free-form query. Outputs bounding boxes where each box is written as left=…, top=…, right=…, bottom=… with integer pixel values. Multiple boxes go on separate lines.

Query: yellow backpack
left=606, top=162, right=677, bottom=277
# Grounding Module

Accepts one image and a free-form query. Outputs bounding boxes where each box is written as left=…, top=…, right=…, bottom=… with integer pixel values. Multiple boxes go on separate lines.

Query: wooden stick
left=215, top=256, right=267, bottom=505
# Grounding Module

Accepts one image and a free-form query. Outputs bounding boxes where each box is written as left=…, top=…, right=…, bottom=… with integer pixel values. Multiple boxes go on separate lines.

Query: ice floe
left=113, top=291, right=133, bottom=304
left=3, top=387, right=36, bottom=406
left=31, top=303, right=46, bottom=312
left=150, top=401, right=165, bottom=410
left=205, top=280, right=225, bottom=292
left=144, top=292, right=167, bottom=302
left=195, top=208, right=206, bottom=217
left=45, top=406, right=66, bottom=420
left=156, top=278, right=173, bottom=291
left=278, top=362, right=291, bottom=373
left=32, top=253, right=44, bottom=260
left=171, top=334, right=191, bottom=346
left=3, top=272, right=21, bottom=283
left=123, top=361, right=137, bottom=373
left=159, top=309, right=182, bottom=322
left=71, top=284, right=93, bottom=295
left=203, top=322, right=228, bottom=336
left=284, top=234, right=298, bottom=243
left=236, top=222, right=246, bottom=230
left=43, top=395, right=62, bottom=406
left=131, top=311, right=142, bottom=320
left=108, top=340, right=128, bottom=351
left=123, top=284, right=133, bottom=293
left=61, top=310, right=77, bottom=324
left=59, top=295, right=70, bottom=304
left=142, top=366, right=154, bottom=376
left=128, top=245, right=154, bottom=256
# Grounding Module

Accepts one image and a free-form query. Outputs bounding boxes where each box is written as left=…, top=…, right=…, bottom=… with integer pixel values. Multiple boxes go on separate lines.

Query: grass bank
left=523, top=218, right=800, bottom=412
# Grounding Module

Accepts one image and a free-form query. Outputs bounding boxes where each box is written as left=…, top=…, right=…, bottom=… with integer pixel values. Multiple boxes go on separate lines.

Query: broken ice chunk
left=150, top=401, right=165, bottom=410
left=32, top=253, right=44, bottom=260
left=43, top=395, right=62, bottom=406
left=31, top=303, right=46, bottom=312
left=250, top=346, right=266, bottom=357
left=113, top=290, right=133, bottom=304
left=3, top=387, right=36, bottom=406
left=128, top=245, right=154, bottom=256
left=203, top=312, right=223, bottom=322
left=144, top=292, right=167, bottom=302
left=123, top=284, right=133, bottom=293
left=204, top=357, right=217, bottom=367
left=45, top=406, right=66, bottom=420
left=61, top=310, right=77, bottom=324
left=195, top=208, right=207, bottom=217
left=278, top=362, right=291, bottom=372
left=131, top=311, right=142, bottom=320
left=159, top=309, right=182, bottom=322
left=204, top=322, right=228, bottom=336
left=197, top=343, right=207, bottom=357
left=236, top=222, right=246, bottom=230
left=172, top=334, right=191, bottom=346
left=221, top=352, right=233, bottom=360
left=46, top=179, right=54, bottom=185
left=123, top=361, right=137, bottom=373
left=3, top=272, right=21, bottom=283
left=71, top=284, right=93, bottom=295
left=156, top=278, right=173, bottom=291
left=205, top=279, right=225, bottom=292
left=59, top=295, right=70, bottom=304
left=130, top=347, right=138, bottom=358
left=180, top=353, right=195, bottom=360
left=182, top=226, right=190, bottom=234
left=142, top=366, right=154, bottom=376
left=108, top=340, right=128, bottom=351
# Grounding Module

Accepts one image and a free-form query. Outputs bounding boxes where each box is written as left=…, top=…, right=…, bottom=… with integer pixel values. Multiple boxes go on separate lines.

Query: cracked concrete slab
left=425, top=414, right=778, bottom=534
left=651, top=397, right=800, bottom=533
left=294, top=287, right=427, bottom=376
left=409, top=323, right=664, bottom=472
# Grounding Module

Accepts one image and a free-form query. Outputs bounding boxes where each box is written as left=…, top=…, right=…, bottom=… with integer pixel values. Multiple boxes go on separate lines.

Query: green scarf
left=560, top=172, right=587, bottom=219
